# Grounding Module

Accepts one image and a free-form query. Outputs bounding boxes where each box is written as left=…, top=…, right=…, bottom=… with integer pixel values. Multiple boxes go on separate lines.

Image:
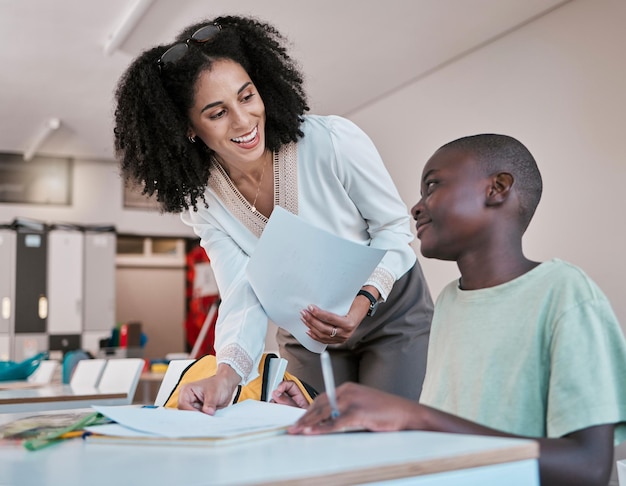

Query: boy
left=283, top=134, right=626, bottom=486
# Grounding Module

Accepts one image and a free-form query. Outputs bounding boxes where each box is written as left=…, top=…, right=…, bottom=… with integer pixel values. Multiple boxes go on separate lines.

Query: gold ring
left=330, top=327, right=337, bottom=338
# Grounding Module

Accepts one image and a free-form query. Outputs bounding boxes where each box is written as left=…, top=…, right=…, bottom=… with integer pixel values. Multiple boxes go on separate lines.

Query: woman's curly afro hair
left=113, top=15, right=309, bottom=213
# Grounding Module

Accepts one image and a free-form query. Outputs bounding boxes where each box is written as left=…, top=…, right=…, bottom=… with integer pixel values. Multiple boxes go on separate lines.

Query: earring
left=188, top=136, right=196, bottom=143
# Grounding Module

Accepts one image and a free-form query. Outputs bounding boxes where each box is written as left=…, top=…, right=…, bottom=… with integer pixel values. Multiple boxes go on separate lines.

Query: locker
left=14, top=226, right=47, bottom=334
left=47, top=228, right=84, bottom=334
left=0, top=227, right=15, bottom=338
left=14, top=333, right=47, bottom=361
left=0, top=335, right=9, bottom=361
left=84, top=228, right=116, bottom=332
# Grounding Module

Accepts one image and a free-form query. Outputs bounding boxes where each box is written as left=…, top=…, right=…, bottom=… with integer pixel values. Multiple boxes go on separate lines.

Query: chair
left=69, top=359, right=106, bottom=389
left=61, top=349, right=93, bottom=384
left=153, top=359, right=195, bottom=406
left=27, top=360, right=59, bottom=384
left=97, top=358, right=145, bottom=404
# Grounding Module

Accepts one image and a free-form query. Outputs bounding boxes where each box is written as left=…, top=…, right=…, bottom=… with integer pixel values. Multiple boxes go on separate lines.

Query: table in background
left=0, top=385, right=127, bottom=413
left=0, top=412, right=539, bottom=486
left=137, top=371, right=166, bottom=404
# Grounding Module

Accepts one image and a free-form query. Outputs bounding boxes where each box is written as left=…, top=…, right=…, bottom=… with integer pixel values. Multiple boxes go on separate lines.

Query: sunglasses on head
left=156, top=24, right=221, bottom=70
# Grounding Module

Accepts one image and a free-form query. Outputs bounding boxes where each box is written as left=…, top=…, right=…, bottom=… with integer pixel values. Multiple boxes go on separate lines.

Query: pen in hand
left=320, top=350, right=340, bottom=419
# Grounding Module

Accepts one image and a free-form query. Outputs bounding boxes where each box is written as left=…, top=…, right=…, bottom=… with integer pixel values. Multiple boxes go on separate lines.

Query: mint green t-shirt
left=420, top=259, right=626, bottom=444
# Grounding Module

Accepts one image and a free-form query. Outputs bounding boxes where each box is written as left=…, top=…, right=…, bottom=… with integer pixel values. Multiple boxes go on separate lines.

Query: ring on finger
left=330, top=327, right=337, bottom=338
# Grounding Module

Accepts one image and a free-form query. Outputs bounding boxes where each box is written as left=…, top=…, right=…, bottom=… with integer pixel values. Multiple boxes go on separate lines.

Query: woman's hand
left=301, top=286, right=379, bottom=344
left=271, top=380, right=310, bottom=409
left=287, top=382, right=421, bottom=434
left=177, top=363, right=241, bottom=415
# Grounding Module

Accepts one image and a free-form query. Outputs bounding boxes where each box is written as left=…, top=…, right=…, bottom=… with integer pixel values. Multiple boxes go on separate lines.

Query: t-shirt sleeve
left=547, top=297, right=626, bottom=444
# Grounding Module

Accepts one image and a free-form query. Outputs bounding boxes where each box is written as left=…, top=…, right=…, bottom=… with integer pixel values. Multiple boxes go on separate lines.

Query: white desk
left=0, top=415, right=539, bottom=486
left=0, top=385, right=128, bottom=413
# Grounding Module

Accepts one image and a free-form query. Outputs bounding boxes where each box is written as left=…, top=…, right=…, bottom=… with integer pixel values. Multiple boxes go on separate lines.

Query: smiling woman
left=112, top=14, right=433, bottom=417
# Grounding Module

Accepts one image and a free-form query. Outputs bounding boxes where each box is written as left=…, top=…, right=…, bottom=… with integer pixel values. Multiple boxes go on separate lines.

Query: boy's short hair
left=440, top=134, right=543, bottom=231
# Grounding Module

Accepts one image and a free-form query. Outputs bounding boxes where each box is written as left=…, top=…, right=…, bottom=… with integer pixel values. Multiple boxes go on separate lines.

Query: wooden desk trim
left=0, top=390, right=127, bottom=405
left=0, top=385, right=129, bottom=413
left=265, top=440, right=539, bottom=485
left=0, top=381, right=44, bottom=391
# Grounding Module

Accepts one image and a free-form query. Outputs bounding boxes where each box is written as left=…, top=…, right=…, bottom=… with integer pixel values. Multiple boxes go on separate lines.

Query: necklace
left=250, top=156, right=268, bottom=213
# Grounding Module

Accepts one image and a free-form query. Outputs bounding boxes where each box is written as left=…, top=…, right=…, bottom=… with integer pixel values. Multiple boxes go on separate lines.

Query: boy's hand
left=271, top=380, right=310, bottom=409
left=288, top=382, right=419, bottom=434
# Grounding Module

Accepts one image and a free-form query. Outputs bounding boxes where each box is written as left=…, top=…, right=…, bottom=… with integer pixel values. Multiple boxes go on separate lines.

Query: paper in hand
left=246, top=207, right=385, bottom=353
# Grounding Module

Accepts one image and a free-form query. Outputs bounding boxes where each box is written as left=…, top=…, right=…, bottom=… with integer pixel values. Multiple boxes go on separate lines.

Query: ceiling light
left=23, top=118, right=61, bottom=161
left=103, top=0, right=155, bottom=56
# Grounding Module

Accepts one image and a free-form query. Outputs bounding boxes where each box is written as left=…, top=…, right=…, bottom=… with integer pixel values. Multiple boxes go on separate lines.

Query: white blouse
left=181, top=115, right=416, bottom=383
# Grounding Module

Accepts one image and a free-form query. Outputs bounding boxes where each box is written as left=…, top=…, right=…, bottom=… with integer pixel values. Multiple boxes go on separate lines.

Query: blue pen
left=320, top=351, right=340, bottom=419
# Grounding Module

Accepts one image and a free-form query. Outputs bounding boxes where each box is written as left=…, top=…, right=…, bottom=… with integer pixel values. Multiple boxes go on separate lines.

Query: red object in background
left=119, top=324, right=128, bottom=347
left=185, top=243, right=219, bottom=356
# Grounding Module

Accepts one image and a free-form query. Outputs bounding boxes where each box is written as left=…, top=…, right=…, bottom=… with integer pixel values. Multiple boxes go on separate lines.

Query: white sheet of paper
left=265, top=357, right=288, bottom=402
left=246, top=207, right=386, bottom=353
left=87, top=401, right=306, bottom=439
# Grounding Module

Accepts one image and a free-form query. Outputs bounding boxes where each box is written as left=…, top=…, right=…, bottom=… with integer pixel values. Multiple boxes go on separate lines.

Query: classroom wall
left=350, top=0, right=626, bottom=334
left=0, top=158, right=194, bottom=238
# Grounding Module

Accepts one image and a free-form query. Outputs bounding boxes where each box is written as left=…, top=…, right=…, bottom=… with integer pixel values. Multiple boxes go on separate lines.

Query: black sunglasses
left=156, top=24, right=221, bottom=70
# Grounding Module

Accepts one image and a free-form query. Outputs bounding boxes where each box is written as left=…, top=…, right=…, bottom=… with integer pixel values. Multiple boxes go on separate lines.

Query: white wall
left=0, top=158, right=194, bottom=238
left=116, top=266, right=186, bottom=361
left=351, top=0, right=626, bottom=334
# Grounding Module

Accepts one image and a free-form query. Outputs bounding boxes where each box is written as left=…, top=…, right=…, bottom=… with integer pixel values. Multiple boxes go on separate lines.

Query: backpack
left=163, top=352, right=318, bottom=408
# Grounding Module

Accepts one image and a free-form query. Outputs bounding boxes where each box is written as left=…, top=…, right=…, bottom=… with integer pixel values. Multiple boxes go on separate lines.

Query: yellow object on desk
left=150, top=363, right=168, bottom=373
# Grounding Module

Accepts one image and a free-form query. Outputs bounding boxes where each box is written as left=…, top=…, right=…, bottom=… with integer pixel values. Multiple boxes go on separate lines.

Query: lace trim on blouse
left=217, top=342, right=254, bottom=382
left=208, top=144, right=299, bottom=238
left=276, top=142, right=298, bottom=214
left=366, top=266, right=395, bottom=300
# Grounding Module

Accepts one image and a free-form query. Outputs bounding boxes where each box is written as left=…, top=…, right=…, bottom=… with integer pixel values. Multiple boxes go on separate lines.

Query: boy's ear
left=486, top=172, right=514, bottom=206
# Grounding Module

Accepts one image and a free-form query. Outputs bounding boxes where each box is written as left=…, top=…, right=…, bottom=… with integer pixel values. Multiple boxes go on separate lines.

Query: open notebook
left=86, top=356, right=296, bottom=447
left=84, top=400, right=306, bottom=446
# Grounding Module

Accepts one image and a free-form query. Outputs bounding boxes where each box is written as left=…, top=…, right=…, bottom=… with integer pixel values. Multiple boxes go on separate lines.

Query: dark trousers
left=277, top=262, right=433, bottom=401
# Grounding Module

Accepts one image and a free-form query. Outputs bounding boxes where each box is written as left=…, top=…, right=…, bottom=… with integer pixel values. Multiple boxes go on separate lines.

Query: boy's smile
left=411, top=148, right=490, bottom=262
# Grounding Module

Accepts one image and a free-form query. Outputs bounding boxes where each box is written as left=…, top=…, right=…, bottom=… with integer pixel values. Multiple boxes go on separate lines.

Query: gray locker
left=0, top=227, right=16, bottom=359
left=84, top=228, right=116, bottom=332
left=47, top=227, right=84, bottom=334
left=14, top=334, right=48, bottom=361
